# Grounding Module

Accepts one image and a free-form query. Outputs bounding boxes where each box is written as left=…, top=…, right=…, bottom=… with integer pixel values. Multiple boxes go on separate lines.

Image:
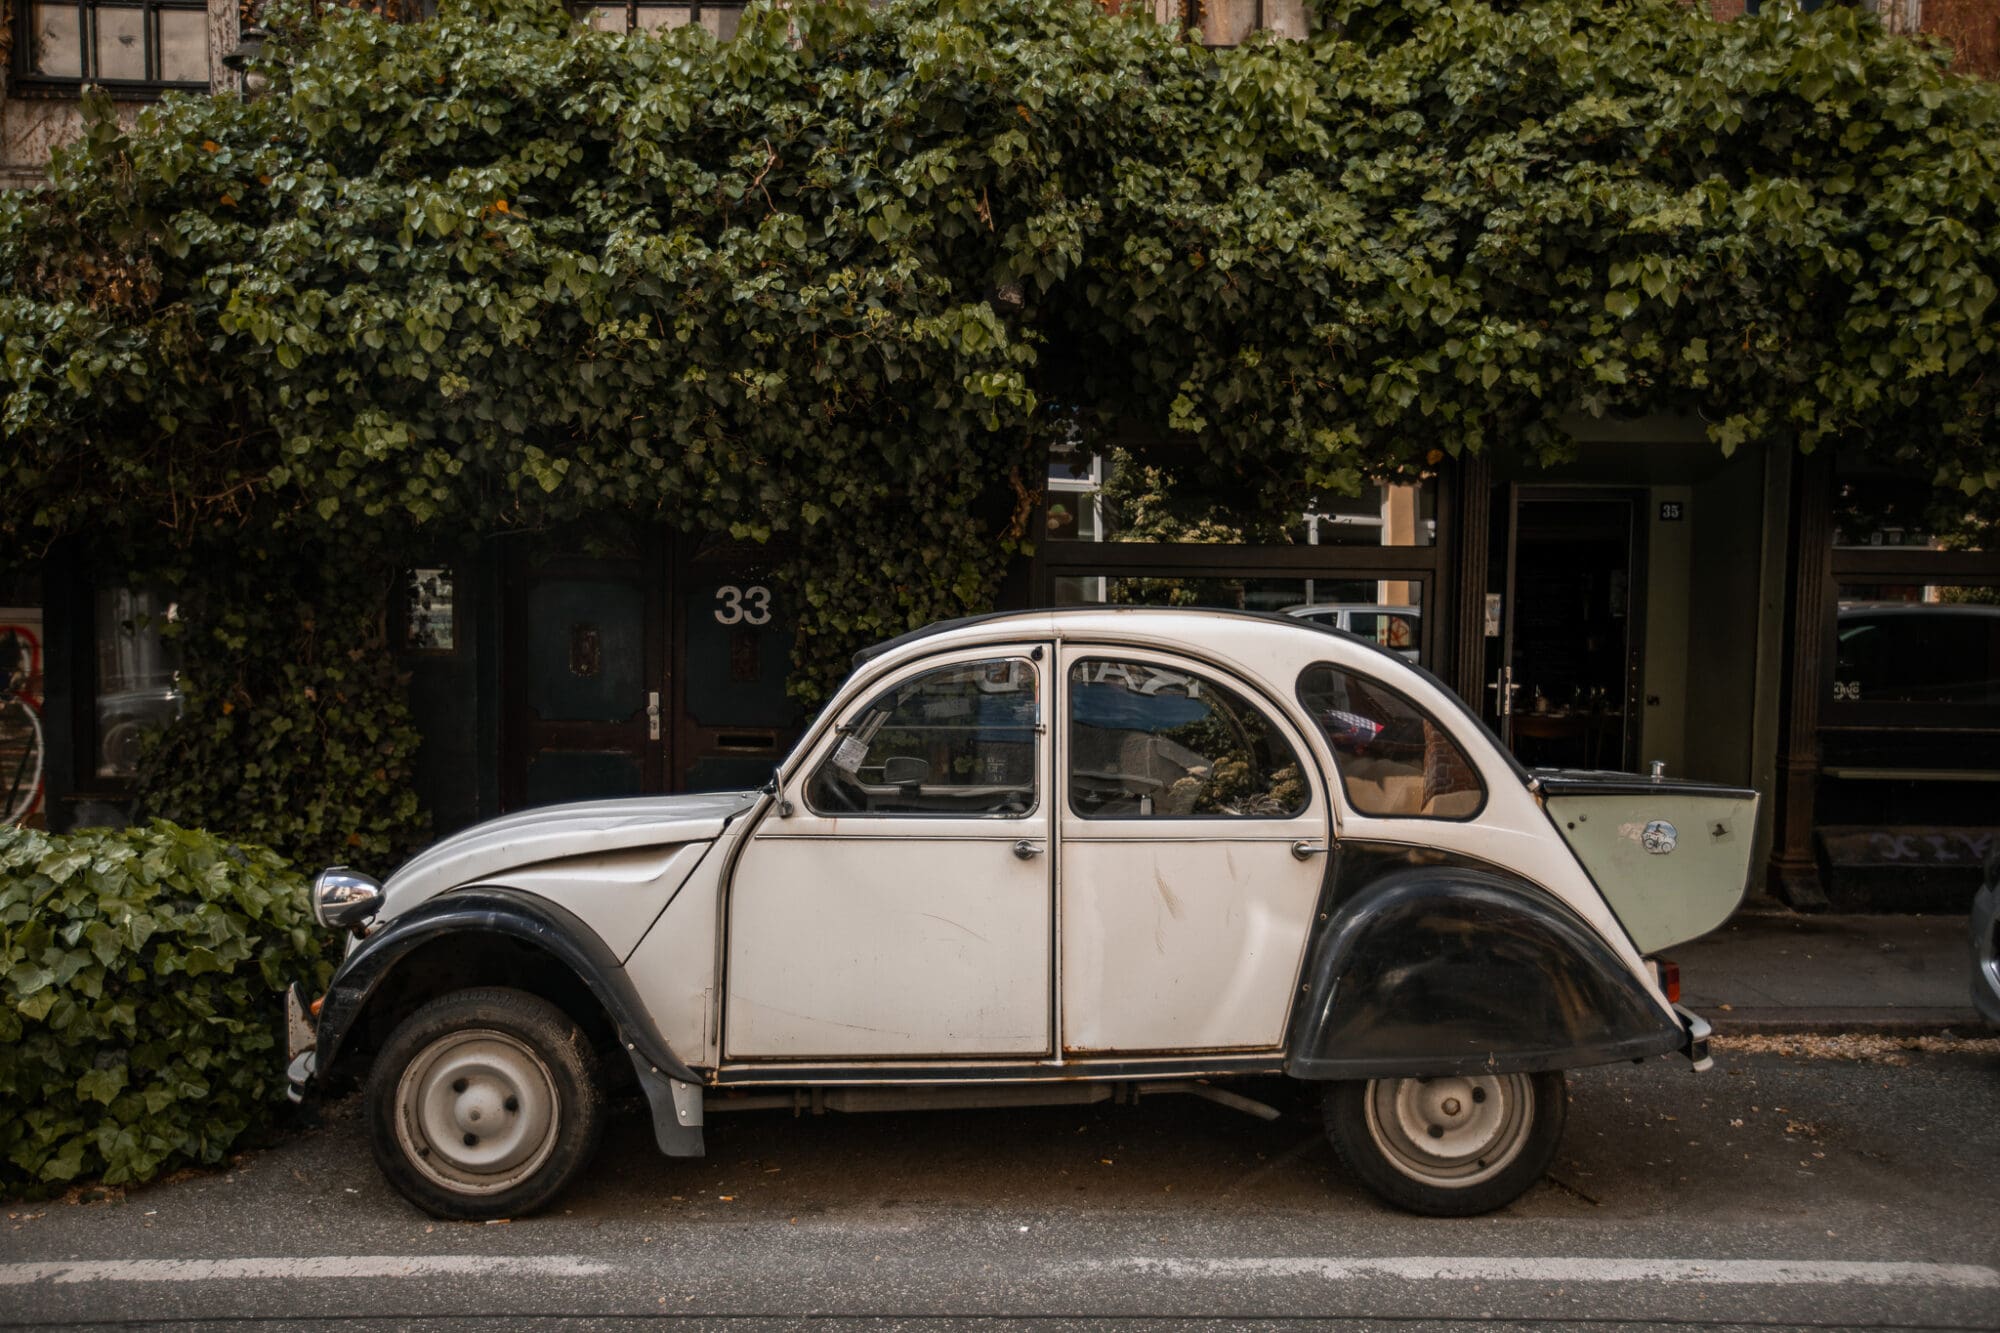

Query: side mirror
left=882, top=756, right=930, bottom=788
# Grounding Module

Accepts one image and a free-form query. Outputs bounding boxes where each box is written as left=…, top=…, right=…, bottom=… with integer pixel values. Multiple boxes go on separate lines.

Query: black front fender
left=311, top=886, right=700, bottom=1090
left=1286, top=863, right=1683, bottom=1080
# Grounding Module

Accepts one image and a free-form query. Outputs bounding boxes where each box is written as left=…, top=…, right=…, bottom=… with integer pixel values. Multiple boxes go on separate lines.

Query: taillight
left=1652, top=957, right=1681, bottom=1004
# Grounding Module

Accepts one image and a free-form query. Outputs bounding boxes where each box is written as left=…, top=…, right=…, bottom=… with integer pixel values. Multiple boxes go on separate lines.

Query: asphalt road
left=3, top=1044, right=1997, bottom=1331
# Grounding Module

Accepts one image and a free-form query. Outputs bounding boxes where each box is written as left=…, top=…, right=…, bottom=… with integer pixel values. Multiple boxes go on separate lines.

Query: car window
left=1068, top=659, right=1308, bottom=819
left=806, top=657, right=1038, bottom=817
left=1298, top=664, right=1484, bottom=819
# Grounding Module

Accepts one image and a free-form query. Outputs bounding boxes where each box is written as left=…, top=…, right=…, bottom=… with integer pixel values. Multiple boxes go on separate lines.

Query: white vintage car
left=290, top=608, right=1755, bottom=1219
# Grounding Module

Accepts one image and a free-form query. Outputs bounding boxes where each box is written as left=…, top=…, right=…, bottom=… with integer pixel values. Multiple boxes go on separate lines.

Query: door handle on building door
left=647, top=691, right=661, bottom=741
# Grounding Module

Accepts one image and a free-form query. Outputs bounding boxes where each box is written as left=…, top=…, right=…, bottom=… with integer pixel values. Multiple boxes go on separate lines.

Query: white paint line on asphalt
left=1093, top=1257, right=2000, bottom=1288
left=0, top=1255, right=614, bottom=1286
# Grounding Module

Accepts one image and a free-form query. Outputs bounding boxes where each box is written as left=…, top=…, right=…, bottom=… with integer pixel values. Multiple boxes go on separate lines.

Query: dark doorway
left=1484, top=490, right=1646, bottom=772
left=501, top=533, right=804, bottom=811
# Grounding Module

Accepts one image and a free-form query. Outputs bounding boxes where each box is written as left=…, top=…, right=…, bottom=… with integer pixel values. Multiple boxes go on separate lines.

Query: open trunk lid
left=1535, top=770, right=1760, bottom=954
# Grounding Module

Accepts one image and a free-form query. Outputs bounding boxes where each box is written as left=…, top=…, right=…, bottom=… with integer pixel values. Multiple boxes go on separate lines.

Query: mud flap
left=633, top=1058, right=706, bottom=1158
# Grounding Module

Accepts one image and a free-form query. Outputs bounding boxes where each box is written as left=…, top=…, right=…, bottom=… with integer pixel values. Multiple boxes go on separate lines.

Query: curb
left=1697, top=1006, right=1992, bottom=1038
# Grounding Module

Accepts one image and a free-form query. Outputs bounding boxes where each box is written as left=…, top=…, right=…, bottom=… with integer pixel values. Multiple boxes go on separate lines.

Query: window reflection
left=95, top=589, right=181, bottom=780
left=807, top=658, right=1038, bottom=816
left=1051, top=576, right=1424, bottom=664
left=1047, top=445, right=1434, bottom=548
left=1833, top=585, right=2000, bottom=707
left=1068, top=659, right=1306, bottom=819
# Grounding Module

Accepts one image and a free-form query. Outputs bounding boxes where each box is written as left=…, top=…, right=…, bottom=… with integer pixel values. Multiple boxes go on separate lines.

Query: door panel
left=674, top=540, right=803, bottom=793
left=1056, top=648, right=1329, bottom=1054
left=503, top=542, right=666, bottom=811
left=724, top=645, right=1054, bottom=1060
left=725, top=836, right=1053, bottom=1058
left=1059, top=837, right=1323, bottom=1053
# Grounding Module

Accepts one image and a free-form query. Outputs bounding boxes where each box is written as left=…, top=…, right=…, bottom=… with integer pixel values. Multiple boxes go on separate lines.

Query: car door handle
left=1012, top=840, right=1045, bottom=859
left=1291, top=840, right=1329, bottom=860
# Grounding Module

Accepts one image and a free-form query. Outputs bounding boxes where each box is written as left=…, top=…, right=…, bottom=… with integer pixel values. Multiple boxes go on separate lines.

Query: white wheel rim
left=1363, top=1074, right=1535, bottom=1189
left=395, top=1029, right=562, bottom=1195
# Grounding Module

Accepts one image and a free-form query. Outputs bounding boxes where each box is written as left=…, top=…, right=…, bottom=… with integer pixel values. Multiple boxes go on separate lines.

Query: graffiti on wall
left=0, top=608, right=46, bottom=827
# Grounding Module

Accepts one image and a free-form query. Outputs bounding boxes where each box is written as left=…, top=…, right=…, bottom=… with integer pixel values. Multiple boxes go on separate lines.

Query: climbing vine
left=0, top=0, right=1995, bottom=848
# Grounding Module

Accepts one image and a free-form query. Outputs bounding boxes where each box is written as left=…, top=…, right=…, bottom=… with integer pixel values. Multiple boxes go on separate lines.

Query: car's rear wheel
left=366, top=987, right=605, bottom=1220
left=1322, top=1071, right=1566, bottom=1216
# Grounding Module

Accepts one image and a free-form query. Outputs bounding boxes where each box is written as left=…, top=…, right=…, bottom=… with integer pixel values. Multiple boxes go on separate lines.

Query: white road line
left=1094, top=1257, right=2000, bottom=1288
left=0, top=1255, right=613, bottom=1286
left=3, top=1253, right=1993, bottom=1291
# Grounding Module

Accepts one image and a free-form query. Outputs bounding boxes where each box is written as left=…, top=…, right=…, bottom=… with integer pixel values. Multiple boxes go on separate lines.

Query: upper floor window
left=19, top=0, right=210, bottom=88
left=572, top=0, right=743, bottom=37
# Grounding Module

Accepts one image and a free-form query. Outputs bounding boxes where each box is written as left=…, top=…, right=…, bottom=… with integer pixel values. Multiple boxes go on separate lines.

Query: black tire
left=1322, top=1071, right=1567, bottom=1217
left=365, top=987, right=605, bottom=1220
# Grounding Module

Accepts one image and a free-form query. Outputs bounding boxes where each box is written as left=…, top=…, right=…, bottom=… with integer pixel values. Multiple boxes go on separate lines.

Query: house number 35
left=714, top=585, right=772, bottom=626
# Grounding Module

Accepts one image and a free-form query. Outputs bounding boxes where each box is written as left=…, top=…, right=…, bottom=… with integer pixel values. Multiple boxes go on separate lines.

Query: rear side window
left=1298, top=664, right=1484, bottom=819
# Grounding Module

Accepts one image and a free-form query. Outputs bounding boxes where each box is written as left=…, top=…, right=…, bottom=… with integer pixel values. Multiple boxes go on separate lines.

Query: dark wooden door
left=502, top=538, right=668, bottom=810
left=672, top=538, right=804, bottom=793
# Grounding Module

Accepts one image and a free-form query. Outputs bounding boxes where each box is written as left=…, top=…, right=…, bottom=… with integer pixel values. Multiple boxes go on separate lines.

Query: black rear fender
left=1286, top=861, right=1682, bottom=1080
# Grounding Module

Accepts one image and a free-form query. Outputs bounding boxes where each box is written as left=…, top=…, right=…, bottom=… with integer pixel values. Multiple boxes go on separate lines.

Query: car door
left=1058, top=646, right=1330, bottom=1055
left=724, top=645, right=1054, bottom=1060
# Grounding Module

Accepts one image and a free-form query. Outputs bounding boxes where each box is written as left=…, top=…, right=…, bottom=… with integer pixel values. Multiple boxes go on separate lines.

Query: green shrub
left=0, top=821, right=331, bottom=1196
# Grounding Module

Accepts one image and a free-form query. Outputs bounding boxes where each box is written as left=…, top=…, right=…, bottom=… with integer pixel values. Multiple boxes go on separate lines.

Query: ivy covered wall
left=1, top=0, right=1995, bottom=858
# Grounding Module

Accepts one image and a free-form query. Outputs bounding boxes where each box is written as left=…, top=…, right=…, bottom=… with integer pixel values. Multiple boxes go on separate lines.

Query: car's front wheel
left=1322, top=1071, right=1566, bottom=1216
left=366, top=987, right=605, bottom=1220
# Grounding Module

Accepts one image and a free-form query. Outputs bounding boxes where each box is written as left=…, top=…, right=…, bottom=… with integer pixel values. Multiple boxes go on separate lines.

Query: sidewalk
left=1675, top=911, right=1990, bottom=1035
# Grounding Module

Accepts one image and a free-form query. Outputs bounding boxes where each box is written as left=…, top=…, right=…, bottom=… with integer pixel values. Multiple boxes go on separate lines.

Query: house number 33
left=713, top=585, right=772, bottom=626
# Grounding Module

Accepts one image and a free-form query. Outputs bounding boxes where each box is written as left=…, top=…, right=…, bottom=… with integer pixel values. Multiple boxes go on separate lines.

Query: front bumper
left=284, top=983, right=318, bottom=1104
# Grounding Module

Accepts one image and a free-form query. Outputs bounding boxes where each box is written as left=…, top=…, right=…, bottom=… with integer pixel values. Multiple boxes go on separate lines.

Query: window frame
left=12, top=0, right=212, bottom=94
left=1063, top=652, right=1313, bottom=822
left=569, top=0, right=745, bottom=37
left=1296, top=661, right=1489, bottom=823
left=801, top=652, right=1044, bottom=821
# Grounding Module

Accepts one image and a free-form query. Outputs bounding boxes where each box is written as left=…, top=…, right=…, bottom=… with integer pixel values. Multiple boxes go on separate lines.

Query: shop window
left=1068, top=658, right=1306, bottom=818
left=93, top=588, right=181, bottom=780
left=1833, top=458, right=1991, bottom=552
left=1051, top=575, right=1427, bottom=665
left=807, top=657, right=1038, bottom=817
left=1, top=608, right=46, bottom=827
left=1827, top=454, right=2000, bottom=723
left=17, top=0, right=210, bottom=88
left=571, top=0, right=743, bottom=37
left=1833, top=586, right=2000, bottom=707
left=1047, top=443, right=1436, bottom=549
left=1298, top=664, right=1484, bottom=819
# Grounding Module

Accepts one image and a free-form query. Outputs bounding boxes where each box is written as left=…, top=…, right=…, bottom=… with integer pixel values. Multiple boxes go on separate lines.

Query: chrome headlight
left=313, top=866, right=383, bottom=932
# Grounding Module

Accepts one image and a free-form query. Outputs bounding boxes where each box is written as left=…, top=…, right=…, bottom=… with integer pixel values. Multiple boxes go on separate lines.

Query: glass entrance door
left=1484, top=488, right=1646, bottom=772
